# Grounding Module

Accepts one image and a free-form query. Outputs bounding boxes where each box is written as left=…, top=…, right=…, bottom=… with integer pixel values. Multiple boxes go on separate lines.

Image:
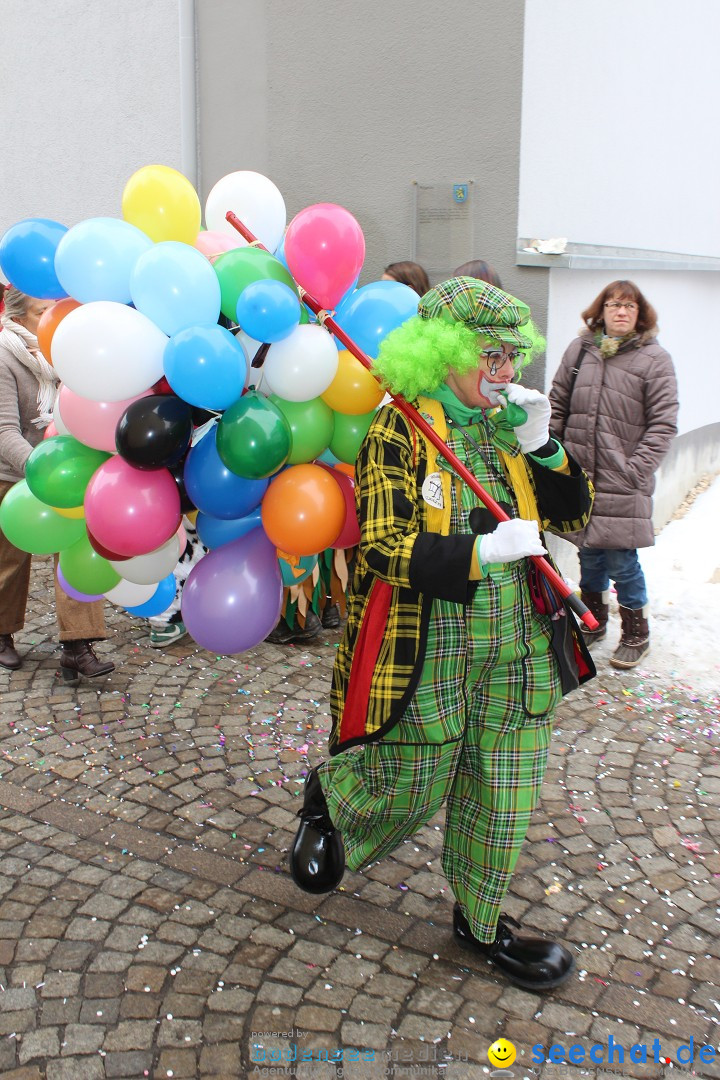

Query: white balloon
left=205, top=171, right=286, bottom=254
left=234, top=328, right=262, bottom=364
left=109, top=532, right=181, bottom=584
left=262, top=324, right=339, bottom=402
left=53, top=393, right=70, bottom=435
left=104, top=577, right=157, bottom=607
left=51, top=301, right=168, bottom=402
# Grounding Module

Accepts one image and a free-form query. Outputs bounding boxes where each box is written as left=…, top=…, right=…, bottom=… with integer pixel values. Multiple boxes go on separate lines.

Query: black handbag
left=528, top=560, right=596, bottom=695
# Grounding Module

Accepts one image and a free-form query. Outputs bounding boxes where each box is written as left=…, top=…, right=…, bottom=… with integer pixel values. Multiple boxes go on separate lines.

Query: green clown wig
left=372, top=277, right=546, bottom=399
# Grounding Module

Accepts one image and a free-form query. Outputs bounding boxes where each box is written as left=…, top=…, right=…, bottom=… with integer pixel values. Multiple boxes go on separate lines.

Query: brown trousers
left=0, top=480, right=107, bottom=642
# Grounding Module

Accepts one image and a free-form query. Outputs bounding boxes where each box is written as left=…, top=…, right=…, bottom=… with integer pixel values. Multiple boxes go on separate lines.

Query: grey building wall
left=196, top=0, right=550, bottom=384
left=0, top=0, right=184, bottom=232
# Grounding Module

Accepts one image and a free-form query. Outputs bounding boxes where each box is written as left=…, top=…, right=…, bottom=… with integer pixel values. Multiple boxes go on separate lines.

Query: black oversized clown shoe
left=453, top=904, right=575, bottom=991
left=290, top=767, right=345, bottom=894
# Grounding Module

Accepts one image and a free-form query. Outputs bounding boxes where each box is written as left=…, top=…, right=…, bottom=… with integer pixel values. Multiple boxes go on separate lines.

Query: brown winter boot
left=59, top=640, right=115, bottom=686
left=610, top=606, right=650, bottom=669
left=0, top=634, right=22, bottom=670
left=579, top=590, right=609, bottom=645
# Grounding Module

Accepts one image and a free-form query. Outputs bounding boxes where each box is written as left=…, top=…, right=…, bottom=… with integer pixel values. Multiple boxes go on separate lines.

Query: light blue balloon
left=0, top=218, right=68, bottom=299
left=130, top=241, right=222, bottom=336
left=317, top=447, right=342, bottom=467
left=333, top=279, right=419, bottom=358
left=196, top=506, right=263, bottom=548
left=54, top=217, right=152, bottom=304
left=184, top=424, right=269, bottom=519
left=163, top=325, right=248, bottom=411
left=125, top=572, right=177, bottom=617
left=235, top=279, right=301, bottom=343
left=273, top=234, right=289, bottom=268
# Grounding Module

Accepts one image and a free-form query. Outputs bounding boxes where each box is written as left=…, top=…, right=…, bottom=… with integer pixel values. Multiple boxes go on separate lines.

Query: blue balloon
left=125, top=572, right=177, bottom=617
left=164, top=325, right=248, bottom=411
left=0, top=218, right=68, bottom=299
left=184, top=424, right=269, bottom=519
left=235, top=279, right=301, bottom=343
left=333, top=279, right=419, bottom=358
left=131, top=241, right=222, bottom=336
left=54, top=217, right=152, bottom=304
left=196, top=506, right=263, bottom=548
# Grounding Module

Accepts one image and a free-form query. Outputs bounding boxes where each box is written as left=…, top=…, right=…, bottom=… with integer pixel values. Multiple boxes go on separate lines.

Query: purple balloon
left=56, top=565, right=103, bottom=603
left=181, top=527, right=282, bottom=654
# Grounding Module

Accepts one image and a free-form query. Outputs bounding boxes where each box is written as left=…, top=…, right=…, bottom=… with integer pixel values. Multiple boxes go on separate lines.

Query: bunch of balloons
left=0, top=165, right=420, bottom=654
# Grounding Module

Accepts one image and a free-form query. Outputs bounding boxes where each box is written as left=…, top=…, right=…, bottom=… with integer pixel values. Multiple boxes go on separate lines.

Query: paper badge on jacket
left=422, top=472, right=444, bottom=509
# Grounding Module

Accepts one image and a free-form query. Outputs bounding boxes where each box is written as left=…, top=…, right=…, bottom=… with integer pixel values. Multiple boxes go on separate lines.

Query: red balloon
left=316, top=463, right=360, bottom=549
left=330, top=468, right=360, bottom=548
left=151, top=375, right=175, bottom=395
left=86, top=526, right=130, bottom=562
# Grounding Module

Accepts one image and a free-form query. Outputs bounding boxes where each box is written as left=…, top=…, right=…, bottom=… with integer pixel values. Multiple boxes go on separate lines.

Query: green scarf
left=425, top=383, right=518, bottom=453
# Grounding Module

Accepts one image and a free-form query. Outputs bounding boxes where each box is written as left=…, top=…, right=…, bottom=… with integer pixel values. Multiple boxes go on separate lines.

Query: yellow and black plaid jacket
left=329, top=400, right=593, bottom=755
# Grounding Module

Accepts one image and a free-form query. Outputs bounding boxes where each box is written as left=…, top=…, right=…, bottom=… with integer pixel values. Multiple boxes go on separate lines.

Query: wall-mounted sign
left=412, top=180, right=474, bottom=283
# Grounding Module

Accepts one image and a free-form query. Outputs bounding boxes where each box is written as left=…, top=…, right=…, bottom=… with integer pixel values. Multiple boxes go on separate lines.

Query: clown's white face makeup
left=445, top=339, right=518, bottom=410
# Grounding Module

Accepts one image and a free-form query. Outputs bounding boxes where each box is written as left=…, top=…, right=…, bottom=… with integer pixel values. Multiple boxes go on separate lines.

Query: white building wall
left=519, top=0, right=720, bottom=258
left=520, top=0, right=720, bottom=525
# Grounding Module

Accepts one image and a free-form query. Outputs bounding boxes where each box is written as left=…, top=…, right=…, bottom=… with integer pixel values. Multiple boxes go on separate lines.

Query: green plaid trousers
left=318, top=425, right=561, bottom=943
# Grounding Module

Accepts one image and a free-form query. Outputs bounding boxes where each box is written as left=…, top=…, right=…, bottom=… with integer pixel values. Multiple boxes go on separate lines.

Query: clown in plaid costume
left=290, top=278, right=594, bottom=991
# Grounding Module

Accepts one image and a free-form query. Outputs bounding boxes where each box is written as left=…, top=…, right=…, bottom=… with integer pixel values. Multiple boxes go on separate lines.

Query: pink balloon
left=43, top=422, right=58, bottom=440
left=84, top=456, right=181, bottom=557
left=284, top=203, right=365, bottom=310
left=60, top=385, right=153, bottom=452
left=194, top=230, right=240, bottom=262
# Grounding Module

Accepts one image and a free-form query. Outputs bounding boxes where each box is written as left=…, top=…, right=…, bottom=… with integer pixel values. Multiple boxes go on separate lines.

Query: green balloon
left=214, top=247, right=298, bottom=321
left=26, top=435, right=110, bottom=508
left=330, top=409, right=376, bottom=464
left=0, top=480, right=86, bottom=553
left=59, top=533, right=121, bottom=595
left=216, top=390, right=292, bottom=479
left=269, top=395, right=335, bottom=464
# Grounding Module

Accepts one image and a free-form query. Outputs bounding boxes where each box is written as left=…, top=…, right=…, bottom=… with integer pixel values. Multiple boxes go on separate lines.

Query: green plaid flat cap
left=418, top=276, right=533, bottom=348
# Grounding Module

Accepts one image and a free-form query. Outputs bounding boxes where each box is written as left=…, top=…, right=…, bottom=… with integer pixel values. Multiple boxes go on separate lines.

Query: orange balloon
left=37, top=298, right=82, bottom=363
left=333, top=461, right=355, bottom=478
left=321, top=349, right=385, bottom=415
left=261, top=464, right=345, bottom=556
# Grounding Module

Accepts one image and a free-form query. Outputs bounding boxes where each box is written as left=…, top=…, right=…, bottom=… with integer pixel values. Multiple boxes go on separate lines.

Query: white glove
left=502, top=384, right=552, bottom=453
left=477, top=519, right=547, bottom=566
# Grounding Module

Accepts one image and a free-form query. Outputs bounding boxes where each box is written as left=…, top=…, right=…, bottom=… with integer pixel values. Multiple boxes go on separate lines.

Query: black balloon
left=116, top=395, right=193, bottom=470
left=169, top=460, right=196, bottom=515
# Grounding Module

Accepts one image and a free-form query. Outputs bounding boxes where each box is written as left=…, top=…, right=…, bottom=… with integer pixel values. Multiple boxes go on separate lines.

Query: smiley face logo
left=487, top=1039, right=516, bottom=1068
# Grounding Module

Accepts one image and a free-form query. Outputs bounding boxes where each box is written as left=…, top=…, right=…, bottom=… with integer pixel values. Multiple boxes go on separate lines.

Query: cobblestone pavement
left=0, top=558, right=717, bottom=1080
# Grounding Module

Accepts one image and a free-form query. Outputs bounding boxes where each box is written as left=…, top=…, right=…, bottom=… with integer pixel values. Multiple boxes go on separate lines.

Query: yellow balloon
left=321, top=350, right=384, bottom=415
left=122, top=164, right=201, bottom=244
left=51, top=504, right=85, bottom=519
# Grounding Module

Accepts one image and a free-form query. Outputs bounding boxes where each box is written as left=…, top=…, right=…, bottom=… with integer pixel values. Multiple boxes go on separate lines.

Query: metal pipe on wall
left=178, top=0, right=198, bottom=187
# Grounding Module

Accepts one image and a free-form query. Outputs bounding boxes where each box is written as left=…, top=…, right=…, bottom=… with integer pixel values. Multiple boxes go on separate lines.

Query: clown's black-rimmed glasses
left=480, top=350, right=520, bottom=376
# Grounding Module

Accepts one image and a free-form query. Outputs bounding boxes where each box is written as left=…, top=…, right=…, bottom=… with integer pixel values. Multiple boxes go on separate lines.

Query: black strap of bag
left=566, top=346, right=587, bottom=411
left=551, top=345, right=586, bottom=442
